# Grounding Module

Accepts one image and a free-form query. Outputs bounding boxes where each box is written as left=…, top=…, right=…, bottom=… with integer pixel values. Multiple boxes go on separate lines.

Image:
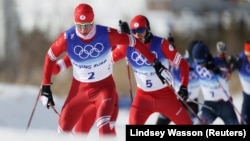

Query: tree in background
left=0, top=0, right=20, bottom=82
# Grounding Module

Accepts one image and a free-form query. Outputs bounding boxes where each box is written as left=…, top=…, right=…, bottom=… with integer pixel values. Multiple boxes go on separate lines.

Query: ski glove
left=160, top=68, right=173, bottom=85
left=204, top=57, right=222, bottom=76
left=178, top=85, right=188, bottom=101
left=152, top=59, right=167, bottom=84
left=167, top=33, right=175, bottom=48
left=41, top=85, right=55, bottom=109
left=216, top=41, right=227, bottom=54
left=119, top=20, right=131, bottom=34
left=227, top=55, right=236, bottom=69
left=205, top=60, right=216, bottom=70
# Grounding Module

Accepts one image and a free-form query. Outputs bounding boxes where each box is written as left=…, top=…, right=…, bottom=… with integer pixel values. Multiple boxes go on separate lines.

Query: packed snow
left=0, top=83, right=160, bottom=141
left=0, top=83, right=243, bottom=141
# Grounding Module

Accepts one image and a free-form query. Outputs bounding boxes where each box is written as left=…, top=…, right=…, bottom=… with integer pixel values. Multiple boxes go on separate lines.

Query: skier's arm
left=42, top=32, right=67, bottom=84
left=111, top=45, right=127, bottom=63
left=53, top=54, right=72, bottom=75
left=108, top=28, right=156, bottom=63
left=161, top=40, right=189, bottom=87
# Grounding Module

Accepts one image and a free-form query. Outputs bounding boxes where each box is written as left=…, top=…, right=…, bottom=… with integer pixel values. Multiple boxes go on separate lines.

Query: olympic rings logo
left=196, top=66, right=212, bottom=79
left=73, top=43, right=104, bottom=59
left=130, top=51, right=157, bottom=65
left=189, top=72, right=199, bottom=80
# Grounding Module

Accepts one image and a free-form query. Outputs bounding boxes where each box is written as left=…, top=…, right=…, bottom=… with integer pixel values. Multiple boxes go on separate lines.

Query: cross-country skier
left=156, top=40, right=201, bottom=125
left=52, top=56, right=119, bottom=135
left=228, top=41, right=250, bottom=124
left=39, top=3, right=167, bottom=137
left=191, top=40, right=239, bottom=125
left=115, top=15, right=192, bottom=125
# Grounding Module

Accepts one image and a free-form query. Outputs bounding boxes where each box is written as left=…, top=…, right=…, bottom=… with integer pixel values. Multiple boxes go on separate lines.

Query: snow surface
left=0, top=83, right=243, bottom=141
left=0, top=83, right=160, bottom=141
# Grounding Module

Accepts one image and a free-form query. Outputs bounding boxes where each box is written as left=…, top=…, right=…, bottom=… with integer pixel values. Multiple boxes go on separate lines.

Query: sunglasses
left=194, top=58, right=205, bottom=64
left=131, top=28, right=146, bottom=34
left=75, top=21, right=93, bottom=29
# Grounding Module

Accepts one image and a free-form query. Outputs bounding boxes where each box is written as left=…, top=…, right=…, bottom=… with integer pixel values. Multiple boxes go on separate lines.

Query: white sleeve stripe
left=173, top=53, right=182, bottom=66
left=96, top=115, right=111, bottom=128
left=128, top=35, right=135, bottom=47
left=57, top=59, right=66, bottom=72
left=48, top=48, right=57, bottom=61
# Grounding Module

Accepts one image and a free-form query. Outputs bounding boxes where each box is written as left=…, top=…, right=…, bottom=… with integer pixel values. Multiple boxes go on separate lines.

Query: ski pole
left=119, top=20, right=133, bottom=103
left=25, top=89, right=41, bottom=132
left=188, top=98, right=214, bottom=112
left=174, top=91, right=208, bottom=124
left=126, top=59, right=133, bottom=103
left=161, top=68, right=207, bottom=124
left=215, top=76, right=247, bottom=125
left=50, top=106, right=75, bottom=135
left=165, top=81, right=208, bottom=124
left=51, top=105, right=60, bottom=116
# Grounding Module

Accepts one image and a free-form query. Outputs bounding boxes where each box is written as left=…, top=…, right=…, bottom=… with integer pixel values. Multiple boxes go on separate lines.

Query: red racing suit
left=112, top=36, right=192, bottom=124
left=52, top=55, right=118, bottom=135
left=41, top=24, right=157, bottom=135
